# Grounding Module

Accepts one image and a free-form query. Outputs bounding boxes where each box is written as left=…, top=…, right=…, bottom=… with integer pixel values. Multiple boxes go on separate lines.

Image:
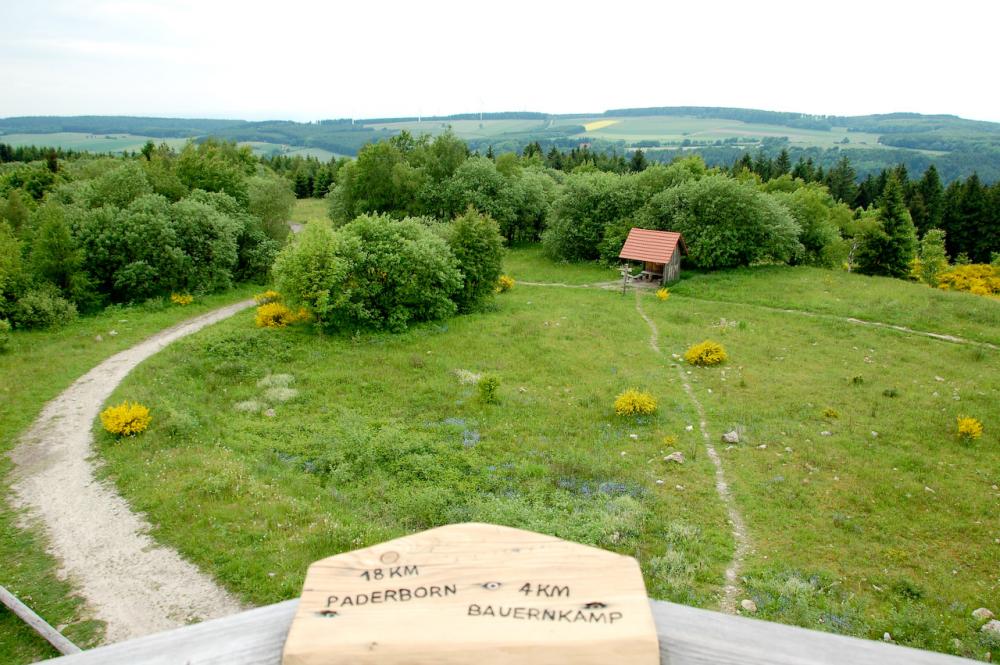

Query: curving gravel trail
left=8, top=300, right=254, bottom=644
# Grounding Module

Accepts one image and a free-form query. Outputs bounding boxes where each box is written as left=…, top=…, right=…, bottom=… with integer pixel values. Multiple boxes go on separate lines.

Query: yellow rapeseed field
left=583, top=119, right=621, bottom=132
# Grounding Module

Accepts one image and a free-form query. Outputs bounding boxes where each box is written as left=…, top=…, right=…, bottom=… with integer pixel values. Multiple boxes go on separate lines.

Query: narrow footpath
left=633, top=291, right=750, bottom=614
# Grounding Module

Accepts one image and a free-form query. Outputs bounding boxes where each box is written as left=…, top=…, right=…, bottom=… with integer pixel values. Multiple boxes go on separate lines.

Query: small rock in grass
left=233, top=400, right=264, bottom=413
left=871, top=431, right=879, bottom=438
left=674, top=485, right=685, bottom=491
left=264, top=408, right=276, bottom=418
left=722, top=430, right=740, bottom=444
left=655, top=479, right=664, bottom=485
left=785, top=446, right=793, bottom=453
left=982, top=620, right=1000, bottom=635
left=94, top=334, right=103, bottom=342
left=757, top=444, right=767, bottom=450
left=883, top=632, right=892, bottom=642
left=629, top=434, right=639, bottom=440
left=740, top=599, right=757, bottom=613
left=663, top=452, right=685, bottom=464
left=685, top=425, right=694, bottom=432
left=109, top=330, right=118, bottom=336
left=973, top=608, right=995, bottom=621
left=820, top=430, right=832, bottom=436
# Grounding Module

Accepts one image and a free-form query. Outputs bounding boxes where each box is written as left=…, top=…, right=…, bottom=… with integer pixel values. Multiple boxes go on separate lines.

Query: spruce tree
left=629, top=149, right=648, bottom=172
left=773, top=149, right=791, bottom=176
left=855, top=173, right=917, bottom=277
left=917, top=165, right=944, bottom=231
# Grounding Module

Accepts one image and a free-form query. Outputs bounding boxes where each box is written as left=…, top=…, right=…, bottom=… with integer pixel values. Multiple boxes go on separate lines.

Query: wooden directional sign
left=282, top=522, right=659, bottom=664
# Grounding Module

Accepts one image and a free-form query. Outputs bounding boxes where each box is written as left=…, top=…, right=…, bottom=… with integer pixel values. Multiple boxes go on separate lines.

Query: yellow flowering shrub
left=170, top=293, right=193, bottom=305
left=100, top=401, right=152, bottom=436
left=656, top=287, right=670, bottom=301
left=956, top=416, right=983, bottom=440
left=254, top=290, right=282, bottom=305
left=255, top=302, right=296, bottom=328
left=822, top=407, right=839, bottom=419
left=684, top=340, right=728, bottom=366
left=496, top=275, right=515, bottom=293
left=936, top=264, right=1000, bottom=297
left=614, top=388, right=658, bottom=416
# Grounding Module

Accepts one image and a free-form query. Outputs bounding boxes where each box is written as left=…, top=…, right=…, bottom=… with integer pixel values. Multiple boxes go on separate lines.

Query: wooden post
left=0, top=584, right=82, bottom=655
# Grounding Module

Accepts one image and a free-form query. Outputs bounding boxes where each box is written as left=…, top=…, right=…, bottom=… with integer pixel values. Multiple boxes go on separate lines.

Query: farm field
left=563, top=116, right=883, bottom=148
left=92, top=249, right=999, bottom=659
left=0, top=285, right=260, bottom=664
left=364, top=118, right=548, bottom=139
left=0, top=132, right=189, bottom=153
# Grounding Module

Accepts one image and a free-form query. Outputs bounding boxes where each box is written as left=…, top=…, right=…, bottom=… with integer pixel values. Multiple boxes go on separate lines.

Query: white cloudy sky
left=1, top=0, right=997, bottom=122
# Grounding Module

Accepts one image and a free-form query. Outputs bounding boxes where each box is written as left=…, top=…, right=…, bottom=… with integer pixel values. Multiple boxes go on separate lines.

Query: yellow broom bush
left=170, top=293, right=193, bottom=305
left=255, top=302, right=296, bottom=328
left=936, top=265, right=1000, bottom=297
left=656, top=287, right=670, bottom=301
left=254, top=290, right=282, bottom=305
left=100, top=401, right=152, bottom=436
left=956, top=416, right=983, bottom=441
left=496, top=275, right=515, bottom=293
left=684, top=340, right=728, bottom=366
left=614, top=388, right=658, bottom=416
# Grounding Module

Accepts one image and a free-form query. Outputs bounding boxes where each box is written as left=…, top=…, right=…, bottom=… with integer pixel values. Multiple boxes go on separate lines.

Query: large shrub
left=79, top=161, right=153, bottom=209
left=638, top=175, right=802, bottom=269
left=543, top=172, right=643, bottom=261
left=444, top=208, right=504, bottom=312
left=275, top=215, right=461, bottom=331
left=73, top=194, right=185, bottom=301
left=769, top=184, right=843, bottom=266
left=10, top=285, right=78, bottom=329
left=0, top=221, right=24, bottom=318
left=247, top=175, right=295, bottom=241
left=169, top=199, right=240, bottom=293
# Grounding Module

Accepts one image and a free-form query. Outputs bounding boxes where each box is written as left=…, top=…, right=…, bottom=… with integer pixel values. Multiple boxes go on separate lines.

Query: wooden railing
left=40, top=599, right=974, bottom=664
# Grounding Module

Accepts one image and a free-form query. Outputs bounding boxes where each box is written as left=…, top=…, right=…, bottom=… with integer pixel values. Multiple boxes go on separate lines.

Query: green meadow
left=84, top=248, right=1000, bottom=660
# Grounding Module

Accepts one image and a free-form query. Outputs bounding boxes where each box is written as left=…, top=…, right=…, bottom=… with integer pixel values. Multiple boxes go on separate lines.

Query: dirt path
left=519, top=281, right=996, bottom=350
left=8, top=300, right=254, bottom=644
left=633, top=292, right=750, bottom=614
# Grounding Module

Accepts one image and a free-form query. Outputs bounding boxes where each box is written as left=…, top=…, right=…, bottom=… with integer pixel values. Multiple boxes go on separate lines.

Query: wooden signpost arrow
left=282, top=522, right=659, bottom=664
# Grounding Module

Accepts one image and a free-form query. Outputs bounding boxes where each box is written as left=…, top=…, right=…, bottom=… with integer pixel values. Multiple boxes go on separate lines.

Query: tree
left=444, top=207, right=504, bottom=312
left=0, top=189, right=30, bottom=233
left=855, top=173, right=916, bottom=277
left=27, top=204, right=93, bottom=307
left=773, top=149, right=791, bottom=176
left=637, top=174, right=802, bottom=269
left=916, top=164, right=944, bottom=233
left=769, top=184, right=842, bottom=266
left=916, top=228, right=948, bottom=286
left=825, top=156, right=857, bottom=203
left=247, top=175, right=296, bottom=241
left=0, top=220, right=23, bottom=318
left=543, top=171, right=643, bottom=262
left=629, top=149, right=648, bottom=172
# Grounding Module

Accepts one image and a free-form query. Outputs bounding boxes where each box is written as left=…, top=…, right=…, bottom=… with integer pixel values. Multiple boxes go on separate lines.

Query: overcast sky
left=1, top=0, right=997, bottom=122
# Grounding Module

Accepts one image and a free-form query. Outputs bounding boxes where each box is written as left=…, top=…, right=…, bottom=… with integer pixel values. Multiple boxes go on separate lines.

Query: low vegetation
left=94, top=250, right=998, bottom=659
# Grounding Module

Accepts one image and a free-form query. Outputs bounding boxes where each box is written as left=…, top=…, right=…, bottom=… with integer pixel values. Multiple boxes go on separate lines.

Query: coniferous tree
left=629, top=149, right=648, bottom=172
left=773, top=149, right=791, bottom=176
left=825, top=156, right=857, bottom=204
left=917, top=165, right=944, bottom=231
left=855, top=173, right=917, bottom=277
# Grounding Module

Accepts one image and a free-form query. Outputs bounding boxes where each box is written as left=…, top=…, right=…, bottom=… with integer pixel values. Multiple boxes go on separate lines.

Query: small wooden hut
left=618, top=228, right=687, bottom=284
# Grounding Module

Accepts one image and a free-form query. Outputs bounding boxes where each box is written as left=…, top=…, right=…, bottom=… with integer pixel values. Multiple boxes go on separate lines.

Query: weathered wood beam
left=0, top=584, right=81, bottom=656
left=40, top=598, right=975, bottom=664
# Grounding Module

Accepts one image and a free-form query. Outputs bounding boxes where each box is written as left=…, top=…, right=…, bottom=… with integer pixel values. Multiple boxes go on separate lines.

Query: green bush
left=543, top=172, right=643, bottom=261
left=445, top=208, right=504, bottom=312
left=638, top=174, right=802, bottom=269
left=0, top=318, right=11, bottom=352
left=10, top=285, right=78, bottom=329
left=478, top=374, right=500, bottom=404
left=169, top=199, right=240, bottom=292
left=274, top=215, right=461, bottom=331
left=0, top=220, right=24, bottom=318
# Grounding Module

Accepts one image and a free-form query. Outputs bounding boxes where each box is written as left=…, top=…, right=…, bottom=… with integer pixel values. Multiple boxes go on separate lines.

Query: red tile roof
left=618, top=228, right=686, bottom=264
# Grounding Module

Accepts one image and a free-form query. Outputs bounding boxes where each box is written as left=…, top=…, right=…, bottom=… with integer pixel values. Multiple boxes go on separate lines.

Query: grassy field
left=0, top=133, right=189, bottom=153
left=502, top=244, right=619, bottom=285
left=0, top=285, right=259, bottom=665
left=671, top=266, right=1000, bottom=346
left=92, top=249, right=999, bottom=659
left=289, top=198, right=329, bottom=226
left=568, top=116, right=882, bottom=148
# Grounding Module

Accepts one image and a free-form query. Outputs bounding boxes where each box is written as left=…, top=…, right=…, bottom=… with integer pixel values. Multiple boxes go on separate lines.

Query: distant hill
left=3, top=107, right=999, bottom=182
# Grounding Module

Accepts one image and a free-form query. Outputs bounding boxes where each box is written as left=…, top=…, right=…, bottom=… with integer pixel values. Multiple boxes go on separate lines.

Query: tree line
left=0, top=139, right=295, bottom=330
